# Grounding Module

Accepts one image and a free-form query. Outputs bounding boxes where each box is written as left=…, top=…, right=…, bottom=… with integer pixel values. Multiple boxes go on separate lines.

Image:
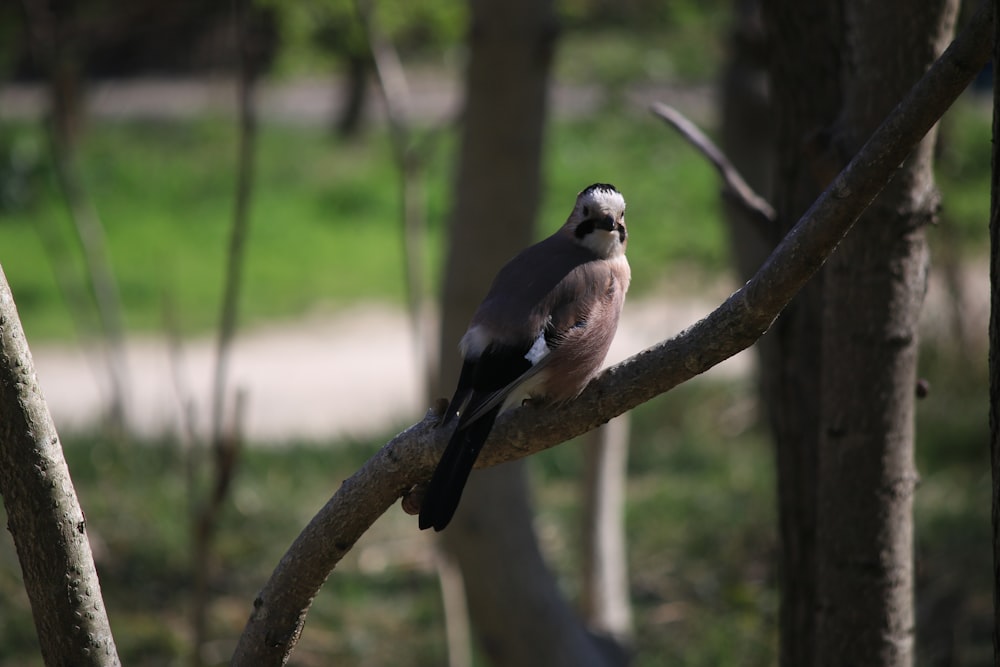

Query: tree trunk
left=0, top=264, right=121, bottom=667
left=580, top=418, right=633, bottom=646
left=814, top=4, right=957, bottom=665
left=434, top=0, right=621, bottom=665
left=759, top=3, right=843, bottom=664
left=336, top=53, right=370, bottom=139
left=762, top=1, right=959, bottom=665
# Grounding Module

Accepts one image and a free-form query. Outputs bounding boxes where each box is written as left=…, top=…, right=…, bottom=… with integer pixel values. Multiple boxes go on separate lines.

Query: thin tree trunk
left=814, top=4, right=957, bottom=665
left=763, top=1, right=960, bottom=665
left=0, top=264, right=121, bottom=667
left=193, top=4, right=259, bottom=662
left=580, top=417, right=633, bottom=646
left=336, top=53, right=370, bottom=138
left=759, top=3, right=843, bottom=663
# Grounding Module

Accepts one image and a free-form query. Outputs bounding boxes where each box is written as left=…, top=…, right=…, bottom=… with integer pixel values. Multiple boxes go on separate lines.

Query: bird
left=419, top=183, right=631, bottom=532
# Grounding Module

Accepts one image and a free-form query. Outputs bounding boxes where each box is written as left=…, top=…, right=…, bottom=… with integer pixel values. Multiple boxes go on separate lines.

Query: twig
left=232, top=1, right=993, bottom=663
left=354, top=0, right=434, bottom=390
left=210, top=7, right=256, bottom=451
left=21, top=0, right=132, bottom=431
left=194, top=1, right=257, bottom=663
left=47, top=127, right=132, bottom=432
left=651, top=102, right=776, bottom=235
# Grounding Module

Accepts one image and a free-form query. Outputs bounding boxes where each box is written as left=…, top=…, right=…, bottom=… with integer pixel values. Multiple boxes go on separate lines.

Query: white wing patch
left=524, top=331, right=550, bottom=365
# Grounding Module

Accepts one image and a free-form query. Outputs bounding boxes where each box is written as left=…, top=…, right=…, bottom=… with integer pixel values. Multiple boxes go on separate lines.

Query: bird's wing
left=457, top=336, right=552, bottom=427
left=459, top=259, right=622, bottom=426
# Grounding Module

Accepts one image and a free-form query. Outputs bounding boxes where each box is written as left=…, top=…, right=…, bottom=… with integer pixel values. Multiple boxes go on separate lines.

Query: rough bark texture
left=762, top=1, right=960, bottom=665
left=230, top=5, right=993, bottom=662
left=0, top=265, right=121, bottom=667
left=434, top=1, right=622, bottom=665
left=814, top=3, right=958, bottom=666
left=759, top=2, right=842, bottom=663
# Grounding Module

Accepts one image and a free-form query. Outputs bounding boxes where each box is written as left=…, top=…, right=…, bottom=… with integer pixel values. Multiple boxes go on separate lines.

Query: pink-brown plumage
left=419, top=183, right=630, bottom=531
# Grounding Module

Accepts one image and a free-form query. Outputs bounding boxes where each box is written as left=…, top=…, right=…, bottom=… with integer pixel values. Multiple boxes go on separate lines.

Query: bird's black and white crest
left=568, top=183, right=628, bottom=258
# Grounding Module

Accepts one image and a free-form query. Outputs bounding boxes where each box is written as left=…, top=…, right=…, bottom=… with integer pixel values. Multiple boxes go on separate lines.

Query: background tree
left=760, top=0, right=959, bottom=665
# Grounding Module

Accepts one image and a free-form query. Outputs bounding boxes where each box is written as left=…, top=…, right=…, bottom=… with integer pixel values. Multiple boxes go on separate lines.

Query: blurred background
left=0, top=0, right=991, bottom=665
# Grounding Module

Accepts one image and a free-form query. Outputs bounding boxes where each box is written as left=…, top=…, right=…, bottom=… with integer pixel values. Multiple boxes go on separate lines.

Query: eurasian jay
left=419, top=183, right=631, bottom=531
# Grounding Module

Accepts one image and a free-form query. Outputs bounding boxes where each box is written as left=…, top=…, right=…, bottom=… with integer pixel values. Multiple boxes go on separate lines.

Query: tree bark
left=0, top=264, right=121, bottom=667
left=814, top=3, right=957, bottom=666
left=759, top=2, right=843, bottom=663
left=762, top=1, right=960, bottom=665
left=580, top=418, right=633, bottom=646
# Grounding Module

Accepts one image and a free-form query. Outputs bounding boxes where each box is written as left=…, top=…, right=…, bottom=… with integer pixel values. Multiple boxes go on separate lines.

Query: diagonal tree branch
left=232, top=2, right=993, bottom=664
left=0, top=263, right=121, bottom=666
left=651, top=101, right=776, bottom=234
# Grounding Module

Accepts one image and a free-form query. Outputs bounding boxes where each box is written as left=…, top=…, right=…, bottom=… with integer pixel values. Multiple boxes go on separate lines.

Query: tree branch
left=0, top=264, right=121, bottom=666
left=650, top=101, right=776, bottom=234
left=232, top=2, right=993, bottom=663
left=354, top=0, right=434, bottom=392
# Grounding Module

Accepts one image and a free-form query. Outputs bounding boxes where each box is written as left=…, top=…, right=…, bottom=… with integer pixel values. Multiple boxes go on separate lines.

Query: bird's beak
left=596, top=214, right=617, bottom=232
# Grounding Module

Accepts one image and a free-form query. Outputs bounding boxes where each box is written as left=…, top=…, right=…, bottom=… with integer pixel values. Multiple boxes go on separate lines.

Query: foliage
left=934, top=93, right=993, bottom=251
left=557, top=0, right=731, bottom=82
left=262, top=0, right=467, bottom=75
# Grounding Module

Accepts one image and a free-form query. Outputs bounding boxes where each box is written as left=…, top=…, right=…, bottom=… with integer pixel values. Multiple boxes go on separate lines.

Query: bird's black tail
left=418, top=405, right=501, bottom=531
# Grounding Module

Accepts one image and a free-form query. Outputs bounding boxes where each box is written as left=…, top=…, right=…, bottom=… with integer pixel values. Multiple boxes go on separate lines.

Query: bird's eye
left=582, top=205, right=591, bottom=217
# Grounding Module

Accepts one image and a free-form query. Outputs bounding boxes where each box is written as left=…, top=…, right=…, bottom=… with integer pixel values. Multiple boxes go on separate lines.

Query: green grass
left=0, top=109, right=726, bottom=341
left=934, top=94, right=993, bottom=253
left=0, top=378, right=782, bottom=667
left=1, top=362, right=988, bottom=666
left=0, top=90, right=990, bottom=344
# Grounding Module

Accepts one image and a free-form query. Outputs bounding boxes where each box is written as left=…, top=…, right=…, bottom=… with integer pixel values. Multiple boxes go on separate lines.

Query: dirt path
left=30, top=294, right=751, bottom=444
left=27, top=253, right=989, bottom=445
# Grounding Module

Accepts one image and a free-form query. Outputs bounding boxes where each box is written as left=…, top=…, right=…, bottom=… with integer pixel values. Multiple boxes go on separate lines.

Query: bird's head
left=565, top=183, right=627, bottom=258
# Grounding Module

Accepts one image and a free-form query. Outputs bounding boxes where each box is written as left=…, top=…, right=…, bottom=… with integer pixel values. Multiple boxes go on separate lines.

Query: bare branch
left=232, top=2, right=993, bottom=663
left=354, top=0, right=435, bottom=391
left=0, top=264, right=121, bottom=666
left=195, top=3, right=258, bottom=663
left=651, top=101, right=776, bottom=234
left=210, top=0, right=257, bottom=450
